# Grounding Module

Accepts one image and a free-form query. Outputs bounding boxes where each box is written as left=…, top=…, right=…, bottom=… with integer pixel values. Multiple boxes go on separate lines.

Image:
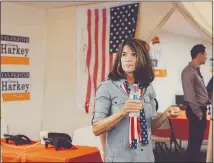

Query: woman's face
left=121, top=45, right=137, bottom=73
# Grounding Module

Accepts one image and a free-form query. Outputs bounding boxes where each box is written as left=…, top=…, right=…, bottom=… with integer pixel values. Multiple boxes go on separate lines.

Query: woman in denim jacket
left=92, top=38, right=180, bottom=162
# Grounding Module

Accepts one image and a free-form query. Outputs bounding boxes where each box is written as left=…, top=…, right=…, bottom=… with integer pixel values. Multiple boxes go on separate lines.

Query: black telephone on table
left=43, top=137, right=73, bottom=151
left=4, top=134, right=32, bottom=145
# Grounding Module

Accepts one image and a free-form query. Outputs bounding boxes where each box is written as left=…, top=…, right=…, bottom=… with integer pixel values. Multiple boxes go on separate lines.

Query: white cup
left=40, top=131, right=48, bottom=144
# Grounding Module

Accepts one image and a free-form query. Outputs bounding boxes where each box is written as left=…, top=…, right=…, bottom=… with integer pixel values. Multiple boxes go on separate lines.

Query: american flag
left=78, top=3, right=139, bottom=113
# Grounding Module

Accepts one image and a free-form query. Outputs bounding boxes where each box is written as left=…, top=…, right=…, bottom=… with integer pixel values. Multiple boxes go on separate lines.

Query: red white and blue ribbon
left=122, top=81, right=149, bottom=149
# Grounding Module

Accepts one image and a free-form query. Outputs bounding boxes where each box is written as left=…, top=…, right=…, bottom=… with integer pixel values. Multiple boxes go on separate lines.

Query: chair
left=152, top=115, right=182, bottom=154
left=152, top=114, right=171, bottom=154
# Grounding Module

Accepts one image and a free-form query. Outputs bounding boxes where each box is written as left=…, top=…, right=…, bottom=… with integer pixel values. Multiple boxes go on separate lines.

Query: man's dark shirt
left=181, top=62, right=209, bottom=118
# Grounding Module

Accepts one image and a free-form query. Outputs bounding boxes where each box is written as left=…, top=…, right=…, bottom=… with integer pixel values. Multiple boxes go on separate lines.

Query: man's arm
left=181, top=70, right=203, bottom=119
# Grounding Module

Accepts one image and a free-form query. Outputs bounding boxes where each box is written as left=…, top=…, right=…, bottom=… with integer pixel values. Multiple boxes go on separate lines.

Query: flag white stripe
left=105, top=8, right=110, bottom=79
left=89, top=10, right=95, bottom=112
left=97, top=9, right=102, bottom=86
left=134, top=117, right=139, bottom=142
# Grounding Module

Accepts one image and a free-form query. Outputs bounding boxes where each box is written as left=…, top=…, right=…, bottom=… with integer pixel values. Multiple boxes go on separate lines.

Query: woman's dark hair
left=108, top=38, right=154, bottom=87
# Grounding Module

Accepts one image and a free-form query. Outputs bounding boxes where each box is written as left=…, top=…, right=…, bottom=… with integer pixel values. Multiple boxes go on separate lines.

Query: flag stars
left=109, top=3, right=138, bottom=53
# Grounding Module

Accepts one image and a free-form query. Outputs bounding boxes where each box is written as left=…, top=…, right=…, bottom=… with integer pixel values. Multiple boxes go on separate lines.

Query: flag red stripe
left=131, top=117, right=134, bottom=143
left=109, top=53, right=113, bottom=72
left=123, top=83, right=129, bottom=94
left=85, top=10, right=92, bottom=113
left=93, top=9, right=99, bottom=95
left=101, top=9, right=106, bottom=82
left=137, top=118, right=142, bottom=140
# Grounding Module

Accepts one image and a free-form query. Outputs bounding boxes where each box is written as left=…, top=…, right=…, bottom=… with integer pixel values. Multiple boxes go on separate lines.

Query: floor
left=153, top=140, right=208, bottom=162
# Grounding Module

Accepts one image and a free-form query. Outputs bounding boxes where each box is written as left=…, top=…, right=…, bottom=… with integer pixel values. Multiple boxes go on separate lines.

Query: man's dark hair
left=190, top=44, right=206, bottom=59
left=108, top=38, right=154, bottom=88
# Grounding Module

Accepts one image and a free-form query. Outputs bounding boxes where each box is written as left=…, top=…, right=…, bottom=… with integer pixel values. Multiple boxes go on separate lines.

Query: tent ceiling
left=161, top=9, right=207, bottom=40
left=6, top=1, right=211, bottom=41
left=6, top=2, right=102, bottom=9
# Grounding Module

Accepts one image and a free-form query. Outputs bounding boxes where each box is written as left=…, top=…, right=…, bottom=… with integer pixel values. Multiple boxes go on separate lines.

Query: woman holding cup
left=91, top=38, right=180, bottom=162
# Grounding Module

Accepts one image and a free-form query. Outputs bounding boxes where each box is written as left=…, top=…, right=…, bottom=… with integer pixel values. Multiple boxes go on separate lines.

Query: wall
left=1, top=2, right=47, bottom=139
left=42, top=7, right=93, bottom=136
left=152, top=31, right=212, bottom=112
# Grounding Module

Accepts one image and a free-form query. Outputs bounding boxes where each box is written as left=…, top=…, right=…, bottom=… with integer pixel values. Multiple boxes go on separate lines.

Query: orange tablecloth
left=1, top=139, right=102, bottom=162
left=152, top=111, right=210, bottom=140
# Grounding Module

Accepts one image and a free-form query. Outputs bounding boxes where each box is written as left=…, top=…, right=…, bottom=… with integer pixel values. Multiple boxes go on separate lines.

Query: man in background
left=181, top=44, right=209, bottom=162
left=206, top=76, right=213, bottom=162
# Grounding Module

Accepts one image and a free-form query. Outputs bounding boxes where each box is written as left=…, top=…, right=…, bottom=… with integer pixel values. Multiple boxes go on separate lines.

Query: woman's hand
left=121, top=100, right=143, bottom=116
left=166, top=106, right=180, bottom=117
